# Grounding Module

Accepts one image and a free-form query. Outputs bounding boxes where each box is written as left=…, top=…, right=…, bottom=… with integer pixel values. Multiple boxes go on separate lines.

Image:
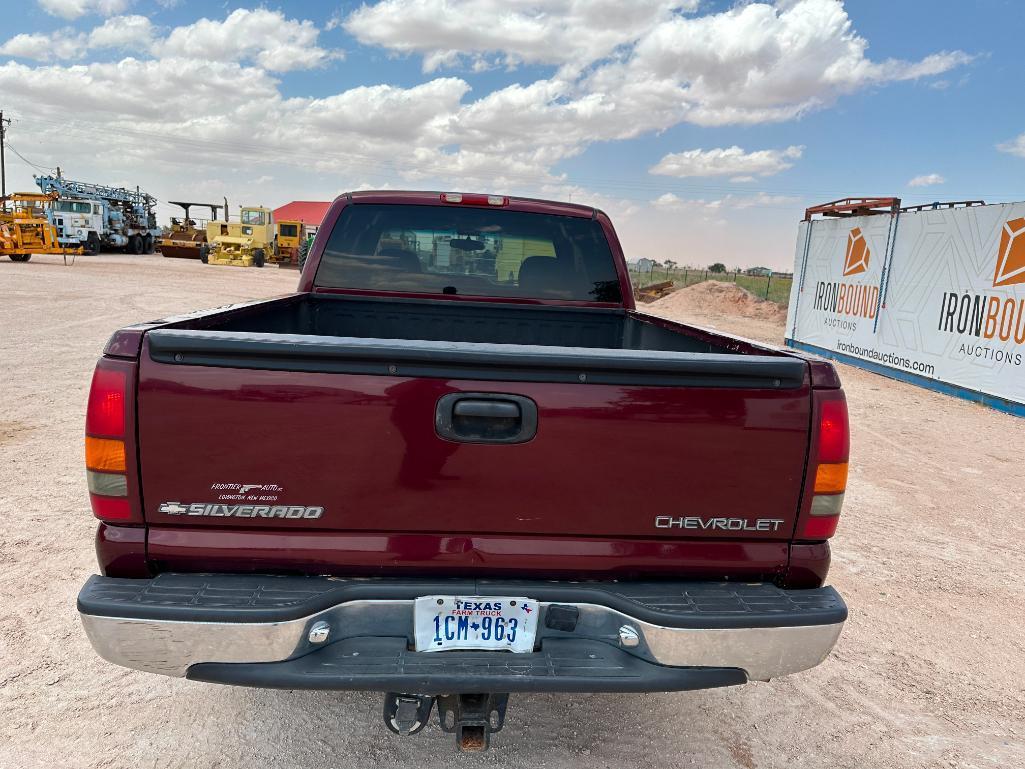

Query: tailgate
left=137, top=330, right=812, bottom=551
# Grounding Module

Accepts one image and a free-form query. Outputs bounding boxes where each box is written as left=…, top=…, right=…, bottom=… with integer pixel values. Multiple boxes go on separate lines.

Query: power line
left=0, top=110, right=9, bottom=206
left=5, top=142, right=57, bottom=172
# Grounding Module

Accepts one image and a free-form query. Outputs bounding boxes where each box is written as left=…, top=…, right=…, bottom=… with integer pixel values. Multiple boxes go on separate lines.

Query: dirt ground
left=2, top=255, right=1023, bottom=769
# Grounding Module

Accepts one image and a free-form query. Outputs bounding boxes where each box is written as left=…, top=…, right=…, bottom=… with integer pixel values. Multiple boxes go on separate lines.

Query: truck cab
left=48, top=198, right=103, bottom=250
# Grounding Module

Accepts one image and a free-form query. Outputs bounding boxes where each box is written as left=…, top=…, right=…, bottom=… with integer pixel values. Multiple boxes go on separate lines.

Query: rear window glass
left=314, top=203, right=622, bottom=302
left=279, top=224, right=299, bottom=238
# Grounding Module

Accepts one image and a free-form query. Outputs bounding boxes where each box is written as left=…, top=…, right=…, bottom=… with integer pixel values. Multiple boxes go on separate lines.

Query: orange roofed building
left=272, top=201, right=331, bottom=227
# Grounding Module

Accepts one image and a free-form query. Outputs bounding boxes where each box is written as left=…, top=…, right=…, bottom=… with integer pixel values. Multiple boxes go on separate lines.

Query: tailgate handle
left=453, top=400, right=519, bottom=419
left=436, top=393, right=537, bottom=444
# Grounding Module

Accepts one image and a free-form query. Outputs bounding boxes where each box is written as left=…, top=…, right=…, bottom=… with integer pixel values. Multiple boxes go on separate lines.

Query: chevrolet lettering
left=654, top=516, right=787, bottom=532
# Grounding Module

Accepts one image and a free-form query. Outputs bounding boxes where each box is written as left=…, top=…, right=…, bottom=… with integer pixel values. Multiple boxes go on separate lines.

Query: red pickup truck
left=78, top=191, right=848, bottom=751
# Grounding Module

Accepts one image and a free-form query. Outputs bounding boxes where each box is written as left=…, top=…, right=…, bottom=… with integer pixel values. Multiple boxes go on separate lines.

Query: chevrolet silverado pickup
left=78, top=191, right=849, bottom=751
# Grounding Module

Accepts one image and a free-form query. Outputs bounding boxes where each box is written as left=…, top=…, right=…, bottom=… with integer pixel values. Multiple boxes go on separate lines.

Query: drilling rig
left=34, top=173, right=161, bottom=254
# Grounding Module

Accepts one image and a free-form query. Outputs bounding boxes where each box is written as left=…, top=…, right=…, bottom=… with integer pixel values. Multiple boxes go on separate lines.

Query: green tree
left=708, top=262, right=726, bottom=273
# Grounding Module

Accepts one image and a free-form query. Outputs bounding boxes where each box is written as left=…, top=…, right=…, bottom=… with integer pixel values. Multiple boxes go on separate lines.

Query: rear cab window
left=314, top=203, right=622, bottom=302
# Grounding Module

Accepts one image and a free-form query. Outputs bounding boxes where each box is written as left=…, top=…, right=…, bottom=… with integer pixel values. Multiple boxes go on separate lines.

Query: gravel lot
left=2, top=254, right=1023, bottom=768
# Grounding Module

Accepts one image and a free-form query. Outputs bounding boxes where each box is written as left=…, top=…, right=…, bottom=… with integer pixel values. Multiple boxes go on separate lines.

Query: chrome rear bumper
left=79, top=575, right=845, bottom=690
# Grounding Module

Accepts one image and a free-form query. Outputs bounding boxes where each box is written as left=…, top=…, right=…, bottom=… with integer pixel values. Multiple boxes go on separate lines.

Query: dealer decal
left=812, top=227, right=879, bottom=322
left=934, top=218, right=1025, bottom=362
left=158, top=502, right=324, bottom=519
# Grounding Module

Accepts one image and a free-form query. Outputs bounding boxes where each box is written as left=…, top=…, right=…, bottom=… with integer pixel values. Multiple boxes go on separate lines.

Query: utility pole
left=0, top=110, right=10, bottom=211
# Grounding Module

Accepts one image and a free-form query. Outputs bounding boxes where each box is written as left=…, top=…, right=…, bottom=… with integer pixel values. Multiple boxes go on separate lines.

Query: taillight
left=799, top=390, right=849, bottom=539
left=85, top=358, right=139, bottom=523
left=86, top=367, right=126, bottom=435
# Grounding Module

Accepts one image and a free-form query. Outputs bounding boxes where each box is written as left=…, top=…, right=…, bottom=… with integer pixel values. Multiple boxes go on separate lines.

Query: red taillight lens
left=798, top=389, right=850, bottom=540
left=90, top=494, right=132, bottom=521
left=85, top=358, right=139, bottom=524
left=802, top=515, right=840, bottom=539
left=86, top=367, right=126, bottom=437
left=817, top=398, right=849, bottom=463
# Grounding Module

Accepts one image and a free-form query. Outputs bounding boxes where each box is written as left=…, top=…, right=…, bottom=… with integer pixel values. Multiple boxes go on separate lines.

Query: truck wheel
left=143, top=234, right=154, bottom=254
left=298, top=239, right=310, bottom=271
left=252, top=248, right=265, bottom=268
left=199, top=244, right=210, bottom=264
left=86, top=233, right=101, bottom=255
left=129, top=234, right=144, bottom=255
left=8, top=254, right=31, bottom=262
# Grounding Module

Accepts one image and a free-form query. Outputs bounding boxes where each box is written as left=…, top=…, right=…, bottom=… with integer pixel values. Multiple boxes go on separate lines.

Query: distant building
left=745, top=266, right=773, bottom=277
left=272, top=201, right=331, bottom=228
left=635, top=258, right=657, bottom=271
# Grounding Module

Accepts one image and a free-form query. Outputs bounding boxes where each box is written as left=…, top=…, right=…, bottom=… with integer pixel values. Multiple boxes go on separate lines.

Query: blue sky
left=2, top=0, right=1023, bottom=268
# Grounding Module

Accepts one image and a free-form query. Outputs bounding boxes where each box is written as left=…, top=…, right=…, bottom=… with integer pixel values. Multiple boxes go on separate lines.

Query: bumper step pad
left=79, top=573, right=846, bottom=629
left=187, top=636, right=745, bottom=694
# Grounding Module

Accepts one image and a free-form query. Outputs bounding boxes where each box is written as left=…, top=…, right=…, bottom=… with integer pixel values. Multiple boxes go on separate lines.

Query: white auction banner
left=786, top=202, right=1025, bottom=413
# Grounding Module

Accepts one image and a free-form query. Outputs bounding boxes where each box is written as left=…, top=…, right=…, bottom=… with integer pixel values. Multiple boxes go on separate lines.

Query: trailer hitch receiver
left=437, top=693, right=509, bottom=752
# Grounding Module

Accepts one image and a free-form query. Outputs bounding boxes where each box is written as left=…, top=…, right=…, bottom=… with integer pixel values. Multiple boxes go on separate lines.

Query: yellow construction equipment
left=0, top=192, right=83, bottom=262
left=159, top=201, right=224, bottom=260
left=202, top=206, right=274, bottom=267
left=202, top=206, right=305, bottom=268
left=274, top=219, right=304, bottom=267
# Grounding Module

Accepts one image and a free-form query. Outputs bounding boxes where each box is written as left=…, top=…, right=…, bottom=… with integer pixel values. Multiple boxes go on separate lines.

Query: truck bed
left=146, top=293, right=806, bottom=387
left=193, top=293, right=749, bottom=351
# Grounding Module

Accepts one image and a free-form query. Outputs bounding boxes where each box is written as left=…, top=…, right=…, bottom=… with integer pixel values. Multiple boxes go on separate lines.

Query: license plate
left=414, top=595, right=538, bottom=653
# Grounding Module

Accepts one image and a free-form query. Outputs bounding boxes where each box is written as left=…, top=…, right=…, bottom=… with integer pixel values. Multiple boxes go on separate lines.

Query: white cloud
left=88, top=15, right=154, bottom=50
left=37, top=0, right=130, bottom=20
left=0, top=30, right=87, bottom=60
left=337, top=0, right=973, bottom=172
left=3, top=9, right=338, bottom=72
left=997, top=134, right=1025, bottom=159
left=345, top=0, right=698, bottom=74
left=653, top=191, right=800, bottom=212
left=907, top=173, right=945, bottom=187
left=0, top=15, right=153, bottom=60
left=654, top=192, right=712, bottom=210
left=155, top=9, right=339, bottom=72
left=651, top=146, right=803, bottom=178
left=583, top=0, right=973, bottom=128
left=0, top=58, right=277, bottom=123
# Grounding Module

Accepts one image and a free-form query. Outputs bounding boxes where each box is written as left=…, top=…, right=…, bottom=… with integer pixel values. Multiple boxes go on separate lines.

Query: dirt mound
left=647, top=279, right=787, bottom=323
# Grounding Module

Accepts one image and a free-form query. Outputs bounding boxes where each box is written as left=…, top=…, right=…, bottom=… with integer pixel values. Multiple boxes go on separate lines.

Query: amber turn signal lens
left=814, top=462, right=848, bottom=494
left=85, top=436, right=126, bottom=472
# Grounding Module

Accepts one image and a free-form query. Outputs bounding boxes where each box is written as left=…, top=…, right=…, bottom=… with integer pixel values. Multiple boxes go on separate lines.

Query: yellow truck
left=201, top=206, right=305, bottom=268
left=0, top=192, right=83, bottom=262
left=274, top=219, right=305, bottom=267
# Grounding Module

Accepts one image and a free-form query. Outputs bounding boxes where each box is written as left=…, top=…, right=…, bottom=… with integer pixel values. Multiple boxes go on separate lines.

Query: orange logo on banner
left=993, top=218, right=1025, bottom=287
left=843, top=228, right=870, bottom=276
